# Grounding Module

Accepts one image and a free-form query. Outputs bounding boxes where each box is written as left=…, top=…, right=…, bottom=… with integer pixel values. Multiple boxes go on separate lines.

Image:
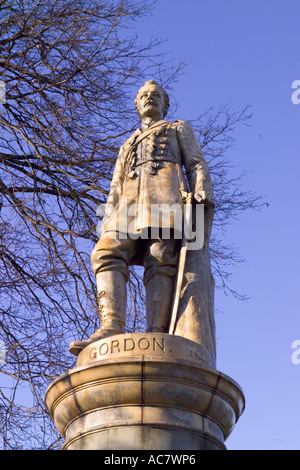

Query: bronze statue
left=70, top=80, right=216, bottom=361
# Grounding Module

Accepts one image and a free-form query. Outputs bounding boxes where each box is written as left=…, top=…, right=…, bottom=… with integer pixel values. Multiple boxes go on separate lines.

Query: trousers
left=91, top=230, right=181, bottom=287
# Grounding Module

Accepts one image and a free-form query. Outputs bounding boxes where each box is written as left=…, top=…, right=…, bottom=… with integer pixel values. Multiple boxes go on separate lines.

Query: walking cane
left=169, top=192, right=193, bottom=335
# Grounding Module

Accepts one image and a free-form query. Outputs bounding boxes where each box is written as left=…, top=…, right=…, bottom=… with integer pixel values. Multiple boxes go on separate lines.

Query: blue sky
left=135, top=0, right=300, bottom=450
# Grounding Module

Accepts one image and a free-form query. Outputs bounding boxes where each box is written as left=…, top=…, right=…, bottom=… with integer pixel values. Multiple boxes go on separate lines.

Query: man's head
left=135, top=80, right=170, bottom=121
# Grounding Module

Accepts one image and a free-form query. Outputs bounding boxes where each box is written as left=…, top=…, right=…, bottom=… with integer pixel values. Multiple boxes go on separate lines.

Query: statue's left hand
left=194, top=190, right=215, bottom=207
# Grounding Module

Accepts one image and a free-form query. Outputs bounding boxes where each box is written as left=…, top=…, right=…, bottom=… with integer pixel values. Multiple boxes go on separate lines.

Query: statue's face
left=136, top=84, right=165, bottom=120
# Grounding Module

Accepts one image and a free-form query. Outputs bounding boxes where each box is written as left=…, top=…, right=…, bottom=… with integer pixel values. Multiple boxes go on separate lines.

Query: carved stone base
left=45, top=333, right=245, bottom=450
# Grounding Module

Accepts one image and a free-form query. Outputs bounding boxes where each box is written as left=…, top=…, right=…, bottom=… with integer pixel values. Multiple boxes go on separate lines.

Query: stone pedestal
left=45, top=333, right=245, bottom=450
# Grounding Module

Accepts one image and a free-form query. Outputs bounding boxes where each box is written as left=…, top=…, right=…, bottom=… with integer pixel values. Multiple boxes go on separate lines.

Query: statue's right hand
left=194, top=190, right=215, bottom=207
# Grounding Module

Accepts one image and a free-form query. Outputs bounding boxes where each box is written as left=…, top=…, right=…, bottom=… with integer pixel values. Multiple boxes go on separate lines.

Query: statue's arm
left=101, top=147, right=125, bottom=229
left=176, top=120, right=214, bottom=207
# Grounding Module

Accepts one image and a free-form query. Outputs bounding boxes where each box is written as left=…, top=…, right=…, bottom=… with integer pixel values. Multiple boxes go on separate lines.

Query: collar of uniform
left=140, top=119, right=167, bottom=133
left=123, top=120, right=170, bottom=157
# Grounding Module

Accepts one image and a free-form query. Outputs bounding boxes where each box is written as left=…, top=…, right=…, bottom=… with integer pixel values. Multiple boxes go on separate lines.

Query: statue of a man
left=69, top=80, right=215, bottom=359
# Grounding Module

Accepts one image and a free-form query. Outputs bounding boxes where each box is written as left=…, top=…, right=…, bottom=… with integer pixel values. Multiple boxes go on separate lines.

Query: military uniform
left=98, top=119, right=213, bottom=237
left=84, top=119, right=214, bottom=343
left=92, top=119, right=213, bottom=274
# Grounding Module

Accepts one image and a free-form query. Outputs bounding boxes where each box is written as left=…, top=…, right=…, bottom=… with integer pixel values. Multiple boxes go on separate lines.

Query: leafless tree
left=0, top=0, right=261, bottom=449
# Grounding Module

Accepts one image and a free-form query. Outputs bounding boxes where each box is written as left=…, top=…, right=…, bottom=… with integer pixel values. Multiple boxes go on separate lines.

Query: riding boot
left=69, top=271, right=127, bottom=356
left=145, top=274, right=175, bottom=333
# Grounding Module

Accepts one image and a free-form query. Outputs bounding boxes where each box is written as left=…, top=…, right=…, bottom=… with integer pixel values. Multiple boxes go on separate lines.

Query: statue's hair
left=134, top=80, right=170, bottom=118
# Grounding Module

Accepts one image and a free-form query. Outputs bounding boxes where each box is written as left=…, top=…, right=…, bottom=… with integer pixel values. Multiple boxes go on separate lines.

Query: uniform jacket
left=101, top=119, right=213, bottom=235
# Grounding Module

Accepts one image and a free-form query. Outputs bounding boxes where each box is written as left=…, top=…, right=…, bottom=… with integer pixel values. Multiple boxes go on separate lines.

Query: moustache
left=144, top=99, right=157, bottom=107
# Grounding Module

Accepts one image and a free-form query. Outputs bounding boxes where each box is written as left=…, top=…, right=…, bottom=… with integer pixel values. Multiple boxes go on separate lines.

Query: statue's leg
left=143, top=237, right=180, bottom=333
left=96, top=269, right=127, bottom=334
left=69, top=233, right=131, bottom=356
left=145, top=274, right=175, bottom=332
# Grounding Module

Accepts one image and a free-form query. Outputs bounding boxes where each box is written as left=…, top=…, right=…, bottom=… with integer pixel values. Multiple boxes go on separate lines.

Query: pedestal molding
left=45, top=334, right=245, bottom=450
